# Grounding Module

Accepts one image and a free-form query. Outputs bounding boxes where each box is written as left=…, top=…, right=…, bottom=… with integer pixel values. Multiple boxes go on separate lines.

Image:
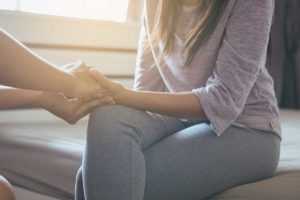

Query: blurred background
left=268, top=0, right=300, bottom=110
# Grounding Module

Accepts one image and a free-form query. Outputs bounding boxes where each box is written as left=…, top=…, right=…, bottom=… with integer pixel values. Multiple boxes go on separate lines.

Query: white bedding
left=0, top=109, right=299, bottom=200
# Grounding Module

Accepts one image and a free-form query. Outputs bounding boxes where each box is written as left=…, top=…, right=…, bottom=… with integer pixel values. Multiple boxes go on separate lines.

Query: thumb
left=89, top=68, right=111, bottom=89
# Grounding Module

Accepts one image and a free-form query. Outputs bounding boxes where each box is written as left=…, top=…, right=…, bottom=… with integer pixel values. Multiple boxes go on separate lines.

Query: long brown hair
left=149, top=0, right=229, bottom=65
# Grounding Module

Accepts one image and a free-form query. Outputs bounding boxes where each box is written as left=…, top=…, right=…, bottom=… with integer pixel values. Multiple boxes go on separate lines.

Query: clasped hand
left=38, top=61, right=124, bottom=124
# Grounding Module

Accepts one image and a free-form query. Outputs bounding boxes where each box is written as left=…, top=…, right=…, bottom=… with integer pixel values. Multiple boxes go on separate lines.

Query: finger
left=85, top=64, right=94, bottom=69
left=76, top=96, right=114, bottom=116
left=80, top=91, right=109, bottom=101
left=85, top=96, right=115, bottom=111
left=75, top=96, right=115, bottom=120
left=77, top=60, right=95, bottom=71
left=89, top=68, right=112, bottom=89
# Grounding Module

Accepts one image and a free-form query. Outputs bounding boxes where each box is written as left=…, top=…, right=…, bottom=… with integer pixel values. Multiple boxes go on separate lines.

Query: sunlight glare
left=0, top=0, right=17, bottom=10
left=12, top=0, right=129, bottom=22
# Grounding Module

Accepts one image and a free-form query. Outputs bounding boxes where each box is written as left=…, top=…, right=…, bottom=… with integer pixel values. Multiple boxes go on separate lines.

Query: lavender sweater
left=134, top=0, right=281, bottom=139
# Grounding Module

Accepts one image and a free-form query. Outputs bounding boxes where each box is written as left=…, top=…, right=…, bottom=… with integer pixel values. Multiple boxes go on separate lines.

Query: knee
left=88, top=105, right=142, bottom=134
left=89, top=105, right=136, bottom=124
left=87, top=105, right=144, bottom=146
left=0, top=176, right=15, bottom=200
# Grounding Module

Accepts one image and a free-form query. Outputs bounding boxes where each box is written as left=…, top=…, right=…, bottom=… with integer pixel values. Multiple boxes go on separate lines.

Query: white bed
left=0, top=109, right=299, bottom=200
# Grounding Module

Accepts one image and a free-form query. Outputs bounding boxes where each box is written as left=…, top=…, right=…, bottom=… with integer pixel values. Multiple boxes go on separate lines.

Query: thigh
left=87, top=105, right=186, bottom=150
left=82, top=105, right=186, bottom=200
left=143, top=123, right=280, bottom=200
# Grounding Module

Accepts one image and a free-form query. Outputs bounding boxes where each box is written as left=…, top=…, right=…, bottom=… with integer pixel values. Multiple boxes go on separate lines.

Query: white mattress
left=0, top=109, right=299, bottom=200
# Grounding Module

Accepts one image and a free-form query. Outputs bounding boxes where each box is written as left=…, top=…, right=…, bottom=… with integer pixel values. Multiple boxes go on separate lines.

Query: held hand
left=89, top=68, right=125, bottom=99
left=37, top=92, right=115, bottom=124
left=62, top=61, right=103, bottom=99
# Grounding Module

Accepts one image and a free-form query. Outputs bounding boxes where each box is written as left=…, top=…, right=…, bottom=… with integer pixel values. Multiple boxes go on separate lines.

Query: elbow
left=192, top=87, right=245, bottom=134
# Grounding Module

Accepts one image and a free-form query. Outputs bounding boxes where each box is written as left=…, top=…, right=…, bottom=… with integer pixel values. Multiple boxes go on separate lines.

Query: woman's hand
left=62, top=61, right=103, bottom=99
left=89, top=68, right=126, bottom=99
left=36, top=91, right=115, bottom=124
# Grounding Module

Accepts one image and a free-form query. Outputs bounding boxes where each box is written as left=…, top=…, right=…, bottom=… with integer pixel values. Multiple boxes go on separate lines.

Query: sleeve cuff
left=192, top=88, right=230, bottom=136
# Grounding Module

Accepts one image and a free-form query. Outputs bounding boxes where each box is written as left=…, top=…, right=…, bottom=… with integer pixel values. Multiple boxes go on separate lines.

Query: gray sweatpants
left=75, top=105, right=280, bottom=200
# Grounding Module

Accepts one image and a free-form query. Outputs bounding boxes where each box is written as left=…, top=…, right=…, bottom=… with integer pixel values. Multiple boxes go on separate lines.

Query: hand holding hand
left=36, top=91, right=115, bottom=124
left=62, top=61, right=103, bottom=99
left=89, top=68, right=126, bottom=100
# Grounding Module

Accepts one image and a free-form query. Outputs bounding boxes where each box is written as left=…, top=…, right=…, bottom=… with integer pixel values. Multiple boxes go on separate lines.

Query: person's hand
left=62, top=61, right=103, bottom=99
left=36, top=91, right=115, bottom=124
left=89, top=68, right=126, bottom=99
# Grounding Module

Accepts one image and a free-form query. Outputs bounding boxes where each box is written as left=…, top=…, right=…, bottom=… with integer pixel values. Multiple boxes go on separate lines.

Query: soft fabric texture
left=135, top=0, right=281, bottom=137
left=75, top=105, right=280, bottom=200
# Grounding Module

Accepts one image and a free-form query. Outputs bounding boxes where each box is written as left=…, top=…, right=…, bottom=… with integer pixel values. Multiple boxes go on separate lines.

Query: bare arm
left=0, top=29, right=104, bottom=98
left=90, top=68, right=207, bottom=120
left=0, top=28, right=74, bottom=93
left=0, top=89, right=40, bottom=110
left=0, top=88, right=114, bottom=124
left=116, top=89, right=205, bottom=119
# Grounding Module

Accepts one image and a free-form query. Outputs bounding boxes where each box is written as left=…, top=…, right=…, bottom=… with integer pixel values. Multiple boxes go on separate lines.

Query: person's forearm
left=114, top=89, right=207, bottom=120
left=0, top=28, right=74, bottom=93
left=0, top=89, right=42, bottom=110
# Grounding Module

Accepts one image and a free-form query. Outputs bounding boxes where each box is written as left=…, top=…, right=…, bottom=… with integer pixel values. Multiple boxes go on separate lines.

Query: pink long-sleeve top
left=134, top=0, right=282, bottom=139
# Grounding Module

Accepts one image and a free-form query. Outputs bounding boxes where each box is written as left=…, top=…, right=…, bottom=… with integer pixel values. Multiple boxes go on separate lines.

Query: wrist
left=61, top=71, right=76, bottom=97
left=31, top=91, right=50, bottom=109
left=113, top=87, right=131, bottom=105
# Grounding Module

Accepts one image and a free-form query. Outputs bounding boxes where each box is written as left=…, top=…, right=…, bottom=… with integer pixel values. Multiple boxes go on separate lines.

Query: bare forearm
left=0, top=89, right=41, bottom=110
left=88, top=68, right=206, bottom=119
left=114, top=89, right=207, bottom=120
left=0, top=28, right=74, bottom=93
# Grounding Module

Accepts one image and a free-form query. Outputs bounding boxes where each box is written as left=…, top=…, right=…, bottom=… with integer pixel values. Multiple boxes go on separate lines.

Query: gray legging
left=75, top=105, right=280, bottom=200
